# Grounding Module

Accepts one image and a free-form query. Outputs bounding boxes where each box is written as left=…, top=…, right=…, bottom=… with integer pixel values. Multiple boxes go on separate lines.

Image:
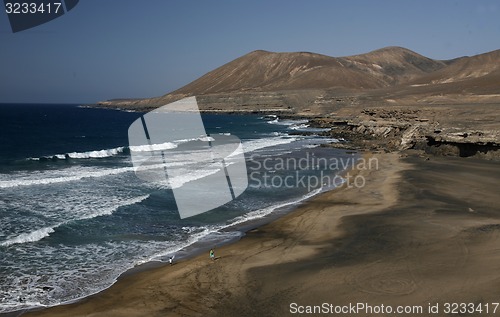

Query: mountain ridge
left=97, top=46, right=500, bottom=111
left=94, top=46, right=500, bottom=159
left=169, top=46, right=452, bottom=95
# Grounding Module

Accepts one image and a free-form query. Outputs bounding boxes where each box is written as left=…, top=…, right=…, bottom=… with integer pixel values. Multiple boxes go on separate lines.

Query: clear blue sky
left=1, top=0, right=499, bottom=103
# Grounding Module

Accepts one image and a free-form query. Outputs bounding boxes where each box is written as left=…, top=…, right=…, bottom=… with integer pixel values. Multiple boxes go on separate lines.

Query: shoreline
left=17, top=151, right=383, bottom=316
left=16, top=151, right=500, bottom=316
left=0, top=108, right=347, bottom=316
left=4, top=153, right=357, bottom=317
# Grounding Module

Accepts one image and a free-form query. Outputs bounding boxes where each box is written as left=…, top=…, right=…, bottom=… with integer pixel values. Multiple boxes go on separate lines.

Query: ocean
left=0, top=103, right=356, bottom=313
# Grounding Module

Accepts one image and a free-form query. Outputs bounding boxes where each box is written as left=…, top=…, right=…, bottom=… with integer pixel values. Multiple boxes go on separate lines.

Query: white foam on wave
left=197, top=136, right=215, bottom=142
left=148, top=187, right=328, bottom=270
left=136, top=187, right=328, bottom=279
left=0, top=240, right=157, bottom=313
left=1, top=157, right=231, bottom=190
left=27, top=136, right=217, bottom=160
left=130, top=136, right=216, bottom=153
left=266, top=116, right=333, bottom=132
left=303, top=144, right=320, bottom=149
left=169, top=168, right=224, bottom=189
left=267, top=117, right=332, bottom=133
left=137, top=226, right=219, bottom=265
left=289, top=123, right=310, bottom=130
left=129, top=142, right=177, bottom=152
left=0, top=166, right=135, bottom=189
left=226, top=187, right=324, bottom=227
left=271, top=132, right=288, bottom=136
left=0, top=163, right=344, bottom=312
left=78, top=194, right=150, bottom=220
left=3, top=135, right=303, bottom=189
left=0, top=227, right=55, bottom=247
left=267, top=117, right=309, bottom=126
left=29, top=146, right=126, bottom=161
left=0, top=195, right=150, bottom=247
left=242, top=136, right=299, bottom=153
left=66, top=147, right=125, bottom=159
left=0, top=184, right=329, bottom=312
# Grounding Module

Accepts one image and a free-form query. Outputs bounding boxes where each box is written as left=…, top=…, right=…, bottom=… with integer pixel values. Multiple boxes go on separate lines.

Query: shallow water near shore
left=0, top=103, right=355, bottom=313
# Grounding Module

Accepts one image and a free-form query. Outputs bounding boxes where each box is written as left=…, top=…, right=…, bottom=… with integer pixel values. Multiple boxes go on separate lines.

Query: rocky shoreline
left=84, top=98, right=500, bottom=160
left=310, top=106, right=500, bottom=160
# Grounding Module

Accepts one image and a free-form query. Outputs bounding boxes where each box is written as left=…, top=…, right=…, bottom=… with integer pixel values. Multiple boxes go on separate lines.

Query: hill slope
left=171, top=50, right=385, bottom=94
left=170, top=47, right=452, bottom=95
left=97, top=47, right=500, bottom=111
left=406, top=49, right=500, bottom=94
left=338, top=46, right=448, bottom=84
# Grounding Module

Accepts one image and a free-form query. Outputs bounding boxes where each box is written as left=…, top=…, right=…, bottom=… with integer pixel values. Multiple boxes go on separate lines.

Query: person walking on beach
left=209, top=248, right=215, bottom=260
left=168, top=255, right=174, bottom=266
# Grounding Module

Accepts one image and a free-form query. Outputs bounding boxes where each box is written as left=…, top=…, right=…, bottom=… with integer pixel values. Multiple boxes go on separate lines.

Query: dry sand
left=23, top=152, right=500, bottom=317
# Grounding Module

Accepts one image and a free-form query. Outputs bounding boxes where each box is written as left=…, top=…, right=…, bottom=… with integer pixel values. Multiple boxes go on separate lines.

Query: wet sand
left=23, top=152, right=500, bottom=317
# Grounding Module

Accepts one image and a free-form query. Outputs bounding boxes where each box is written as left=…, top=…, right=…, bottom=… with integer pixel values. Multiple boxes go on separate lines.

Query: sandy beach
left=22, top=152, right=500, bottom=317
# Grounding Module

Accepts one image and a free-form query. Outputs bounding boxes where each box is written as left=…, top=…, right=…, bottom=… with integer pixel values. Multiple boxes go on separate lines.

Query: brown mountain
left=95, top=46, right=500, bottom=159
left=405, top=49, right=500, bottom=94
left=97, top=47, right=500, bottom=111
left=337, top=46, right=448, bottom=84
left=170, top=46, right=450, bottom=94
left=171, top=50, right=385, bottom=94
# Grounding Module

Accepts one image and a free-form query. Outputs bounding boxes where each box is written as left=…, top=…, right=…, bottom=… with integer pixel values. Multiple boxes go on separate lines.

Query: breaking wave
left=29, top=147, right=126, bottom=161
left=0, top=195, right=150, bottom=247
left=0, top=227, right=55, bottom=247
left=28, top=137, right=219, bottom=161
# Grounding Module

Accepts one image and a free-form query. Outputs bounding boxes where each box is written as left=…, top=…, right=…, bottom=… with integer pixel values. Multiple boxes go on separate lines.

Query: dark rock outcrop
left=312, top=107, right=500, bottom=160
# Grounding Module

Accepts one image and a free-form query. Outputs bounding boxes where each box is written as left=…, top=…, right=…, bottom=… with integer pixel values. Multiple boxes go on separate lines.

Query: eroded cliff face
left=94, top=91, right=500, bottom=160
left=311, top=106, right=500, bottom=160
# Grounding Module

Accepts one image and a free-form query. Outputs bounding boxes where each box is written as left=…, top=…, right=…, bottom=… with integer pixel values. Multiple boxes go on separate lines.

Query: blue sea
left=0, top=103, right=355, bottom=313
